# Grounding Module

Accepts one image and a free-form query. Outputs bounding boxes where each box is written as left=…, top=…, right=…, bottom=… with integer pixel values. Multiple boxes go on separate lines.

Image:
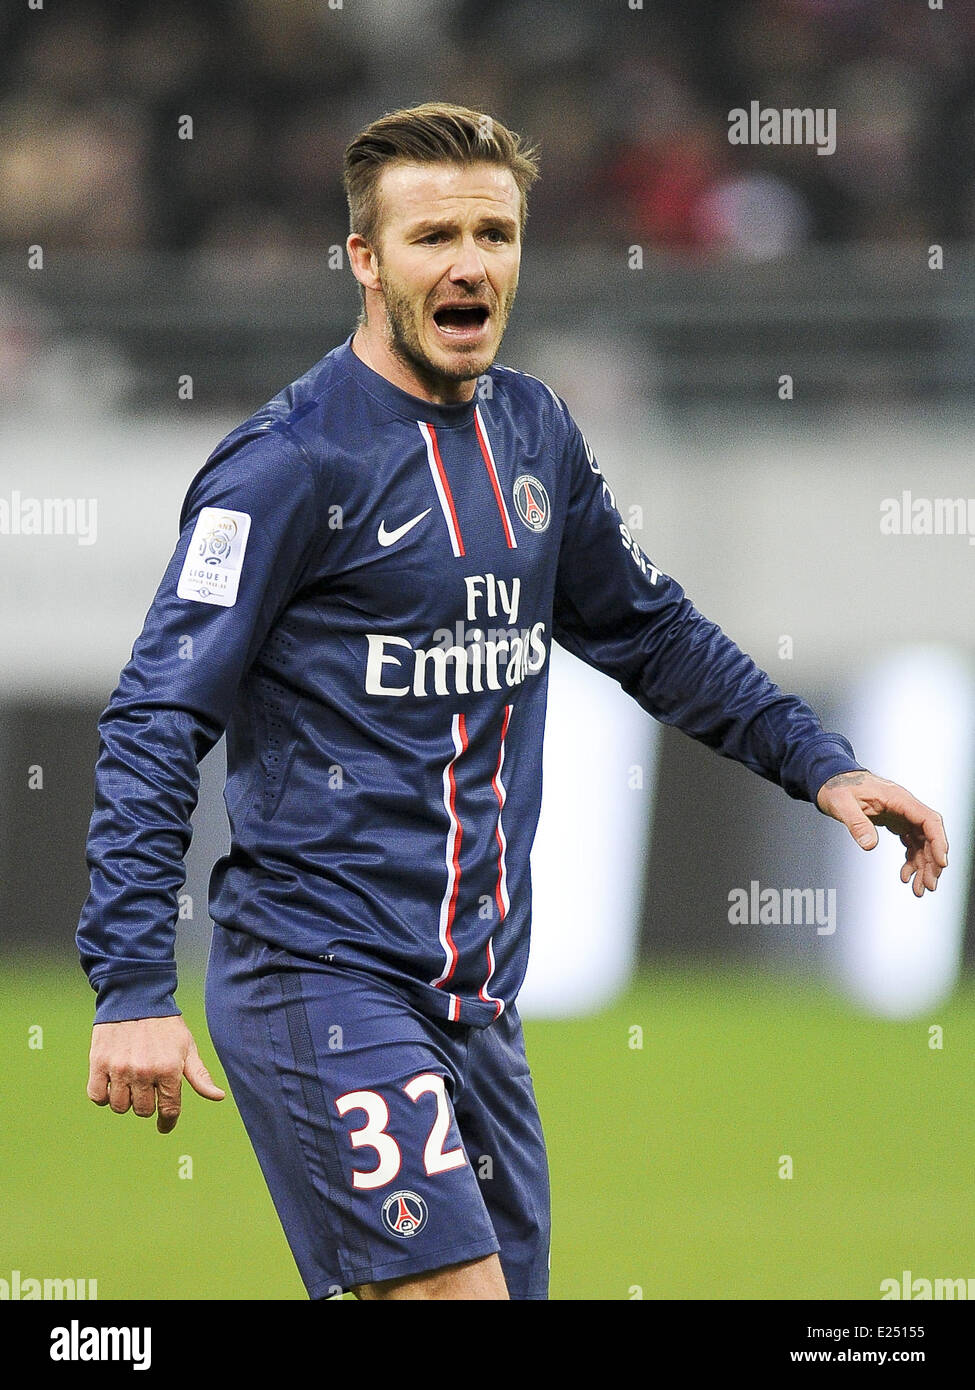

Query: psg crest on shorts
left=513, top=474, right=551, bottom=532
left=382, top=1191, right=428, bottom=1238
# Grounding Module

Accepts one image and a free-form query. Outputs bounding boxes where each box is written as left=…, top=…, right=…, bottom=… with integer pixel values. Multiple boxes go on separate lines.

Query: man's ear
left=347, top=233, right=381, bottom=294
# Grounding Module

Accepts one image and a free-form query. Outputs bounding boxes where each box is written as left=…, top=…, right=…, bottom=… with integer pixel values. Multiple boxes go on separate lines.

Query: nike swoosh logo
left=377, top=508, right=432, bottom=548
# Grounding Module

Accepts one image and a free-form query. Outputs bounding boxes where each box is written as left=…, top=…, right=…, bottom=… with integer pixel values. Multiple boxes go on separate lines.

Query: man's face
left=366, top=160, right=523, bottom=387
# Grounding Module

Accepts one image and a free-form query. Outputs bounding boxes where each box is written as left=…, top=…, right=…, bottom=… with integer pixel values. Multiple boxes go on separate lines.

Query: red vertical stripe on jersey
left=474, top=406, right=517, bottom=549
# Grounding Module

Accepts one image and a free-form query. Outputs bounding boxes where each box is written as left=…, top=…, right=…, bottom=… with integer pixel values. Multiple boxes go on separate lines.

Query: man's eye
left=484, top=229, right=509, bottom=243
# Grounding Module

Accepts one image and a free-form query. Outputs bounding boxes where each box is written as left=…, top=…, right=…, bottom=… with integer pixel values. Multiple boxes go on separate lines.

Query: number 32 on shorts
left=335, top=1072, right=466, bottom=1190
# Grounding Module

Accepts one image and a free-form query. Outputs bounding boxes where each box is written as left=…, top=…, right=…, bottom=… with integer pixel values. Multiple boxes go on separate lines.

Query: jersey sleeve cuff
left=92, top=969, right=181, bottom=1024
left=802, top=744, right=866, bottom=809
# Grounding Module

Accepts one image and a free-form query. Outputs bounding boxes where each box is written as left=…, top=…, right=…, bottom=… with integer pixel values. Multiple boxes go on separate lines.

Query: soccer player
left=77, top=103, right=948, bottom=1302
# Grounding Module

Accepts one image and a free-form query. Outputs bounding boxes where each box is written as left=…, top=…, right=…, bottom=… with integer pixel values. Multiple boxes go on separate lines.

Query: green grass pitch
left=2, top=963, right=972, bottom=1300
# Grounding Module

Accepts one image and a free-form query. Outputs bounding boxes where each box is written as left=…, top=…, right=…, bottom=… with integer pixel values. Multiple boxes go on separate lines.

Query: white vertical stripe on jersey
left=432, top=711, right=466, bottom=1025
left=479, top=936, right=503, bottom=1020
left=480, top=703, right=512, bottom=1018
left=492, top=704, right=512, bottom=920
left=418, top=421, right=463, bottom=558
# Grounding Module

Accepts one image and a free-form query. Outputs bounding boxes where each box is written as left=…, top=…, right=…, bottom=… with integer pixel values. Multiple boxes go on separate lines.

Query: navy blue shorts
left=204, top=925, right=551, bottom=1299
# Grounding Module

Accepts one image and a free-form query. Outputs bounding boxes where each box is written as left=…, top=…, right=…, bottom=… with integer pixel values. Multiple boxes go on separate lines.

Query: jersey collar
left=338, top=334, right=481, bottom=429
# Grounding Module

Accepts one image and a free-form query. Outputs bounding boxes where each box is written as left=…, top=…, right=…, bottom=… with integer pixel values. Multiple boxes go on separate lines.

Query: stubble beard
left=378, top=267, right=517, bottom=389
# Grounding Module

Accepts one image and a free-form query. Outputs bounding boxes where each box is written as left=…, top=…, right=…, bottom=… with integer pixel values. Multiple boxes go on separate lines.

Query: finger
left=917, top=811, right=949, bottom=869
left=130, top=1083, right=157, bottom=1119
left=908, top=849, right=935, bottom=895
left=900, top=836, right=923, bottom=875
left=867, top=788, right=948, bottom=869
left=184, top=1046, right=226, bottom=1102
left=895, top=824, right=944, bottom=895
left=824, top=788, right=881, bottom=848
left=156, top=1074, right=182, bottom=1134
left=844, top=807, right=880, bottom=850
left=896, top=805, right=947, bottom=872
left=902, top=847, right=932, bottom=895
left=923, top=851, right=941, bottom=893
left=108, top=1080, right=132, bottom=1115
left=914, top=839, right=942, bottom=893
left=87, top=1060, right=110, bottom=1106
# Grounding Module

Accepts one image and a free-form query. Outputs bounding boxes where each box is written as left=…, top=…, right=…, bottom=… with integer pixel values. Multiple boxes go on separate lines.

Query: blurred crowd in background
left=2, top=0, right=974, bottom=265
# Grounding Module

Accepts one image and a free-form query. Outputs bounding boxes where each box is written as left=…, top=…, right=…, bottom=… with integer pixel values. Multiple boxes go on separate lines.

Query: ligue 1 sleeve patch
left=177, top=506, right=252, bottom=607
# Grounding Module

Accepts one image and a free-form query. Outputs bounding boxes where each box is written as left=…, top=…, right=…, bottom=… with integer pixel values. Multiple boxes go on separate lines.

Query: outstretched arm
left=551, top=411, right=864, bottom=805
left=815, top=770, right=949, bottom=897
left=548, top=405, right=950, bottom=897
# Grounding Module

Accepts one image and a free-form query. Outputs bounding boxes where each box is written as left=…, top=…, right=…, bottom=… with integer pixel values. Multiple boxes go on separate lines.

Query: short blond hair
left=343, top=101, right=541, bottom=254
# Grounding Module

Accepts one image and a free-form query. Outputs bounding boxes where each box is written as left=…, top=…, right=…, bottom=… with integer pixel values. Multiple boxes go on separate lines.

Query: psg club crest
left=513, top=474, right=551, bottom=532
left=382, top=1191, right=428, bottom=1239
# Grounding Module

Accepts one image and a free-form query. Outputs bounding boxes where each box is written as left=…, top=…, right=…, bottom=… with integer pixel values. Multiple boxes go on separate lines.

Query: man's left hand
left=816, top=770, right=948, bottom=897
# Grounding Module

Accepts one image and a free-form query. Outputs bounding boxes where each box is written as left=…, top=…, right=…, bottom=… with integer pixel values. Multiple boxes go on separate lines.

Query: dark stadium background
left=1, top=0, right=973, bottom=1303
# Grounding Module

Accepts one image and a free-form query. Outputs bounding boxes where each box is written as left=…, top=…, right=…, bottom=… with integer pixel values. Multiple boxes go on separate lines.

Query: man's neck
left=351, top=325, right=476, bottom=407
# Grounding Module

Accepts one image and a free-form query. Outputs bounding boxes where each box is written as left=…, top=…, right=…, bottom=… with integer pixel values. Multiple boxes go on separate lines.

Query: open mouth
left=432, top=303, right=490, bottom=336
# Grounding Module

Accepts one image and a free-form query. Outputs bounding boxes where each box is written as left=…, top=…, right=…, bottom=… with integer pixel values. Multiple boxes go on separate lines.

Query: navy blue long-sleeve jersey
left=77, top=335, right=862, bottom=1027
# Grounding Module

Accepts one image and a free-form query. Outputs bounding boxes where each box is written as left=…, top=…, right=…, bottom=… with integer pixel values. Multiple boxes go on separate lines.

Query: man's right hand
left=87, top=1016, right=226, bottom=1134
